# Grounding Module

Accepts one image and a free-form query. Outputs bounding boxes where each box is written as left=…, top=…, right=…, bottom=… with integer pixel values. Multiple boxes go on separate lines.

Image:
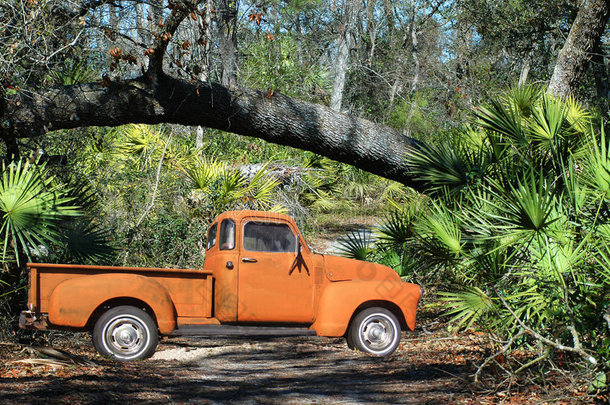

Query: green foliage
left=409, top=87, right=609, bottom=373
left=185, top=157, right=284, bottom=218
left=439, top=287, right=494, bottom=329
left=48, top=59, right=97, bottom=86
left=339, top=86, right=610, bottom=377
left=0, top=159, right=80, bottom=265
left=59, top=221, right=116, bottom=264
left=336, top=230, right=375, bottom=261
left=241, top=33, right=330, bottom=100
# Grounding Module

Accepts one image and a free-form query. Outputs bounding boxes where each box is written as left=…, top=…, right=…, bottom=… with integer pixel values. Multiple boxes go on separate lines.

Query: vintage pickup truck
left=20, top=210, right=421, bottom=360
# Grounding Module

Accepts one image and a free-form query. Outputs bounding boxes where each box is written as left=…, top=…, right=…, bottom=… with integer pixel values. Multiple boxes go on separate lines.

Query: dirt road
left=0, top=315, right=595, bottom=404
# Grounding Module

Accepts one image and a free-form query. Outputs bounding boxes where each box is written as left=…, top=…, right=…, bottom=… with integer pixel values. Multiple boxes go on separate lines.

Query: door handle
left=226, top=261, right=234, bottom=270
left=242, top=257, right=257, bottom=263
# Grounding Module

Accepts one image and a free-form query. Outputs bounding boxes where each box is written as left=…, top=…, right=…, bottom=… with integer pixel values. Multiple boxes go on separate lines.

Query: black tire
left=346, top=331, right=355, bottom=350
left=92, top=305, right=158, bottom=361
left=348, top=307, right=401, bottom=356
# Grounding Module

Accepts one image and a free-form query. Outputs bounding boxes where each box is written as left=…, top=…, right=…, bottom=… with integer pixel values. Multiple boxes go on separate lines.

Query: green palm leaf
left=416, top=200, right=463, bottom=256
left=439, top=287, right=495, bottom=329
left=504, top=83, right=542, bottom=118
left=377, top=208, right=420, bottom=249
left=247, top=163, right=281, bottom=209
left=476, top=98, right=527, bottom=157
left=583, top=124, right=610, bottom=196
left=407, top=142, right=489, bottom=195
left=0, top=160, right=80, bottom=265
left=483, top=172, right=559, bottom=235
left=527, top=94, right=568, bottom=148
left=337, top=230, right=375, bottom=261
left=61, top=221, right=116, bottom=264
left=185, top=157, right=226, bottom=191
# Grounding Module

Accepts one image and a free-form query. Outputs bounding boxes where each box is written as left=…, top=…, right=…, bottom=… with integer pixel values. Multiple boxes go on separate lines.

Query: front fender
left=48, top=273, right=176, bottom=334
left=311, top=280, right=421, bottom=337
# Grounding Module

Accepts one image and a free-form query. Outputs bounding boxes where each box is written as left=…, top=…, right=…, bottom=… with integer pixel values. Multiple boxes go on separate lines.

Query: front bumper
left=19, top=310, right=49, bottom=330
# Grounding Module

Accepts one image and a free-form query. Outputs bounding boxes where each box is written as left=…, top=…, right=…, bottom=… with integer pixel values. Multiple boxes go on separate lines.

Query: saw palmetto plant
left=0, top=160, right=77, bottom=266
left=184, top=157, right=284, bottom=218
left=0, top=159, right=117, bottom=268
left=406, top=85, right=609, bottom=373
left=338, top=85, right=610, bottom=376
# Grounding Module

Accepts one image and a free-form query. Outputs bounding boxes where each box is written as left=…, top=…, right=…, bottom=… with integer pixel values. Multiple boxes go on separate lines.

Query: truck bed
left=27, top=263, right=214, bottom=326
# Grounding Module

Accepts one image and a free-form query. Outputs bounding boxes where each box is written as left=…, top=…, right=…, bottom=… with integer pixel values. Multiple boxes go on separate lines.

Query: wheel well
left=347, top=300, right=407, bottom=334
left=86, top=297, right=158, bottom=330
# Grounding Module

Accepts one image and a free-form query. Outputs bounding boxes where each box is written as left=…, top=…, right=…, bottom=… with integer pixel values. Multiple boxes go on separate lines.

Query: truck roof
left=213, top=210, right=295, bottom=224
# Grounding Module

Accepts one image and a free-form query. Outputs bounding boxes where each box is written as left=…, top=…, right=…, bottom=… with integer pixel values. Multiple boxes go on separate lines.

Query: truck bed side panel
left=28, top=264, right=212, bottom=334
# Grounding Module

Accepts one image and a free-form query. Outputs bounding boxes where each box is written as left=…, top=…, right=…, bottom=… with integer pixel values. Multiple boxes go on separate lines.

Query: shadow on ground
left=0, top=335, right=478, bottom=404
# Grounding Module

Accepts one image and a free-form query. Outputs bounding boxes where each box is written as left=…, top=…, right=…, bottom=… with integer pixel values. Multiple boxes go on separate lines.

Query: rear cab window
left=206, top=223, right=218, bottom=250
left=243, top=221, right=296, bottom=253
left=219, top=219, right=236, bottom=250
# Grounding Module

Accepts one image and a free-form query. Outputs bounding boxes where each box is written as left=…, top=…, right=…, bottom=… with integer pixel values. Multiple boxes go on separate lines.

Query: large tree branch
left=148, top=0, right=193, bottom=74
left=4, top=74, right=422, bottom=189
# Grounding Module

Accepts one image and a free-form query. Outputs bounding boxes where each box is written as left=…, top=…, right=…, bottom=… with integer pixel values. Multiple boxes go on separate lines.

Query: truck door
left=211, top=219, right=239, bottom=322
left=237, top=219, right=314, bottom=323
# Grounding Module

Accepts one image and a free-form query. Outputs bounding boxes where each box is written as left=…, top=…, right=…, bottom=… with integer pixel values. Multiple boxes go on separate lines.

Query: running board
left=170, top=325, right=317, bottom=337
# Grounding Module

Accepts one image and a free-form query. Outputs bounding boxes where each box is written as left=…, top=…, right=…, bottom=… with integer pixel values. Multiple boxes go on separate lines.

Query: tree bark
left=215, top=0, right=238, bottom=88
left=3, top=75, right=422, bottom=188
left=592, top=42, right=609, bottom=100
left=330, top=0, right=359, bottom=111
left=548, top=0, right=610, bottom=98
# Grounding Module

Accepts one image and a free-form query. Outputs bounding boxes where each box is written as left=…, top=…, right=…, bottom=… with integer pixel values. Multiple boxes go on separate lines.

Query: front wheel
left=348, top=307, right=401, bottom=356
left=92, top=305, right=158, bottom=361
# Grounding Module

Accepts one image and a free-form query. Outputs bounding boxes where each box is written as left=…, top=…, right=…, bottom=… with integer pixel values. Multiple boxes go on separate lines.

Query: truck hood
left=321, top=255, right=401, bottom=282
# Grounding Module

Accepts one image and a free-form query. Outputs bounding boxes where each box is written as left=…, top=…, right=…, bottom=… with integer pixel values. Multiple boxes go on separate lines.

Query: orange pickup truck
left=20, top=210, right=421, bottom=360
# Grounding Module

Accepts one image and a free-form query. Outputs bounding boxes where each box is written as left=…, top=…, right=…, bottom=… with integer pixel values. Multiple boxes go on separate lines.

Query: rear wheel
left=348, top=307, right=401, bottom=356
left=92, top=305, right=158, bottom=361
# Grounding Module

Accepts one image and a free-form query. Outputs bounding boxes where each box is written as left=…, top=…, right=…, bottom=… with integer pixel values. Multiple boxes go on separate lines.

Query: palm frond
left=564, top=95, right=592, bottom=135
left=483, top=171, right=559, bottom=235
left=504, top=83, right=542, bottom=118
left=0, top=160, right=81, bottom=265
left=336, top=230, right=375, bottom=261
left=415, top=200, right=463, bottom=256
left=377, top=209, right=418, bottom=249
left=583, top=124, right=610, bottom=197
left=527, top=94, right=568, bottom=149
left=247, top=163, right=281, bottom=209
left=61, top=221, right=116, bottom=264
left=185, top=157, right=227, bottom=191
left=407, top=142, right=489, bottom=195
left=439, top=287, right=495, bottom=329
left=476, top=98, right=527, bottom=157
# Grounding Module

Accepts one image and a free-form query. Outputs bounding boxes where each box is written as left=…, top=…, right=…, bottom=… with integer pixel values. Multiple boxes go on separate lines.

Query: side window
left=219, top=219, right=235, bottom=250
left=206, top=223, right=218, bottom=250
left=243, top=222, right=296, bottom=253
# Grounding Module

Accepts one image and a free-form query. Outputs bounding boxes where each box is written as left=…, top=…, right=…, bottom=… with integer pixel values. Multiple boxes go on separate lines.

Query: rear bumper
left=19, top=310, right=49, bottom=330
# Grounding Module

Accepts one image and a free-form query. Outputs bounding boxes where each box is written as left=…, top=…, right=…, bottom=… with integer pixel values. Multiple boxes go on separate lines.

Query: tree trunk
left=592, top=42, right=609, bottom=100
left=409, top=0, right=419, bottom=95
left=215, top=0, right=238, bottom=88
left=330, top=0, right=359, bottom=112
left=3, top=75, right=422, bottom=189
left=548, top=0, right=610, bottom=98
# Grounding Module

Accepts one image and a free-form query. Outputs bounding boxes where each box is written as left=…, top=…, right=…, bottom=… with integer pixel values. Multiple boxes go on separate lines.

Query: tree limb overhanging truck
left=19, top=210, right=421, bottom=360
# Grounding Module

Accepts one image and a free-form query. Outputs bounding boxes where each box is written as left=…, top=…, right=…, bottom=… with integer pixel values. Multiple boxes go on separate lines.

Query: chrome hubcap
left=104, top=316, right=148, bottom=357
left=360, top=314, right=396, bottom=352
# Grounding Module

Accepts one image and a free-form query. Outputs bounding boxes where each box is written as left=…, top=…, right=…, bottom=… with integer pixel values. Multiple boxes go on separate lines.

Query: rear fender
left=48, top=273, right=176, bottom=334
left=311, top=280, right=421, bottom=337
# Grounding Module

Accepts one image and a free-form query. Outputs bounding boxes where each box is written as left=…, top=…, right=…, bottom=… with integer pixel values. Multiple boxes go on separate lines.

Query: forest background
left=1, top=0, right=610, bottom=396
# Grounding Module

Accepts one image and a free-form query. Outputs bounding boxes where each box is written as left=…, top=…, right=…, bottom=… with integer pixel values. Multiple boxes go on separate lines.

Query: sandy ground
left=0, top=315, right=598, bottom=404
